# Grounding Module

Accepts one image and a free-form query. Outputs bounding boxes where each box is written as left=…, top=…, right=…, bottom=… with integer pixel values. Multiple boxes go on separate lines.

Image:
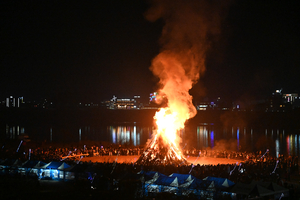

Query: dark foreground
left=1, top=178, right=128, bottom=200
left=1, top=155, right=300, bottom=200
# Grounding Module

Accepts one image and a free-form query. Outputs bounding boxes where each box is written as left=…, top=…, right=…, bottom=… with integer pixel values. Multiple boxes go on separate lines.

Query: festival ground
left=80, top=155, right=242, bottom=165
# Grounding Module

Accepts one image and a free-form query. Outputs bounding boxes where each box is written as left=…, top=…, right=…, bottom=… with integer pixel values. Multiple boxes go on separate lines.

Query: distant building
left=108, top=95, right=142, bottom=109
left=282, top=92, right=300, bottom=109
left=215, top=97, right=231, bottom=110
left=283, top=93, right=298, bottom=104
left=266, top=89, right=299, bottom=112
left=196, top=102, right=216, bottom=110
left=266, top=90, right=285, bottom=112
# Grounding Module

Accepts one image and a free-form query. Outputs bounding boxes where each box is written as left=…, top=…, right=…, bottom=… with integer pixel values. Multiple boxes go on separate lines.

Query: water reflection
left=78, top=128, right=81, bottom=141
left=210, top=130, right=214, bottom=148
left=2, top=124, right=300, bottom=157
left=237, top=127, right=240, bottom=151
left=5, top=124, right=24, bottom=139
left=195, top=126, right=300, bottom=157
left=287, top=135, right=292, bottom=156
left=109, top=126, right=143, bottom=146
left=296, top=135, right=298, bottom=154
left=196, top=126, right=208, bottom=149
left=286, top=134, right=300, bottom=156
left=276, top=139, right=280, bottom=158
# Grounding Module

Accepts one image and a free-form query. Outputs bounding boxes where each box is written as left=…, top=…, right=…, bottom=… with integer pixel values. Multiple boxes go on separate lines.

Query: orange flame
left=150, top=53, right=198, bottom=161
left=153, top=107, right=184, bottom=160
left=140, top=0, right=229, bottom=165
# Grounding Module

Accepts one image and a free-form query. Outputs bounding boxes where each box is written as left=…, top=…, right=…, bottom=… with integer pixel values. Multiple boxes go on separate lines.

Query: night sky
left=1, top=0, right=300, bottom=104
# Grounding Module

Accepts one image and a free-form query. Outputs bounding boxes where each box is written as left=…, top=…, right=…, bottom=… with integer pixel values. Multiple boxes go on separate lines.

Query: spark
left=279, top=193, right=284, bottom=200
left=16, top=140, right=23, bottom=152
left=238, top=163, right=242, bottom=171
left=77, top=156, right=83, bottom=164
left=261, top=149, right=269, bottom=159
left=229, top=162, right=238, bottom=176
left=271, top=160, right=280, bottom=174
left=61, top=151, right=72, bottom=161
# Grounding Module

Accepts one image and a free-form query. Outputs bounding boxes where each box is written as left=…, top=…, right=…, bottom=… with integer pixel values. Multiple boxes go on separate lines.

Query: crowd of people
left=1, top=142, right=299, bottom=165
left=1, top=142, right=300, bottom=199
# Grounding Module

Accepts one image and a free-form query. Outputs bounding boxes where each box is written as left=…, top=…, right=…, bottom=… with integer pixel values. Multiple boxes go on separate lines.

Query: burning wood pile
left=135, top=107, right=188, bottom=165
left=136, top=133, right=187, bottom=166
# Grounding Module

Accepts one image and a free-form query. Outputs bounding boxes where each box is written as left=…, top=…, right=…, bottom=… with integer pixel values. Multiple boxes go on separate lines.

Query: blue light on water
left=237, top=128, right=240, bottom=151
left=210, top=130, right=214, bottom=148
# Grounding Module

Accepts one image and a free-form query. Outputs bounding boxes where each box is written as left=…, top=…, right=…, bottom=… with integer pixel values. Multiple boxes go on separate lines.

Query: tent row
left=139, top=171, right=289, bottom=199
left=230, top=181, right=289, bottom=199
left=0, top=159, right=290, bottom=199
left=0, top=159, right=74, bottom=180
left=139, top=171, right=235, bottom=198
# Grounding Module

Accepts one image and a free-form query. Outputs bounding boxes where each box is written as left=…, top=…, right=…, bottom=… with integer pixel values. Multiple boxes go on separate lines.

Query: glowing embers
left=136, top=105, right=187, bottom=165
left=136, top=132, right=186, bottom=166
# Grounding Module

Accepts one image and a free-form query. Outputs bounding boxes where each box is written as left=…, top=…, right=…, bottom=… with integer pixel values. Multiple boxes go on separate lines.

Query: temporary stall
left=0, top=159, right=23, bottom=175
left=203, top=176, right=235, bottom=190
left=230, top=182, right=281, bottom=199
left=40, top=161, right=71, bottom=180
left=65, top=163, right=89, bottom=180
left=169, top=173, right=196, bottom=184
left=140, top=171, right=218, bottom=198
left=145, top=173, right=178, bottom=194
left=18, top=160, right=47, bottom=176
left=251, top=181, right=289, bottom=199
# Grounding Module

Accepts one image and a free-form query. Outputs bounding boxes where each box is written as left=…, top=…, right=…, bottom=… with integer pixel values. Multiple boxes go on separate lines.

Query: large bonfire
left=136, top=52, right=198, bottom=166
left=136, top=107, right=189, bottom=165
left=136, top=0, right=226, bottom=165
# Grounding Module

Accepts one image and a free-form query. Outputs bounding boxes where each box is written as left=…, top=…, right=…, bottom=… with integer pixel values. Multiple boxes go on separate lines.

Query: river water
left=2, top=122, right=300, bottom=158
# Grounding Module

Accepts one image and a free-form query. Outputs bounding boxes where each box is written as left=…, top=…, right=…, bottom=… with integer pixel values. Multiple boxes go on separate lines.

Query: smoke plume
left=146, top=0, right=229, bottom=120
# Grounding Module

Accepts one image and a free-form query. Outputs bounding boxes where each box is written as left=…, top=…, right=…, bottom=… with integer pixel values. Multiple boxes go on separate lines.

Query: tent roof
left=230, top=182, right=276, bottom=197
left=169, top=173, right=196, bottom=184
left=58, top=162, right=71, bottom=170
left=203, top=176, right=235, bottom=189
left=251, top=181, right=289, bottom=194
left=251, top=185, right=275, bottom=197
left=268, top=182, right=289, bottom=193
left=143, top=171, right=212, bottom=190
left=185, top=178, right=213, bottom=190
left=22, top=160, right=47, bottom=168
left=34, top=161, right=47, bottom=168
left=42, top=161, right=70, bottom=169
left=145, top=172, right=162, bottom=184
left=139, top=171, right=165, bottom=183
left=154, top=176, right=178, bottom=187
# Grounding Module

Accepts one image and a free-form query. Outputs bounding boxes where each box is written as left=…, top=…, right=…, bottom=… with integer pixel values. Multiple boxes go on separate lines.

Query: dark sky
left=1, top=0, right=300, bottom=104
